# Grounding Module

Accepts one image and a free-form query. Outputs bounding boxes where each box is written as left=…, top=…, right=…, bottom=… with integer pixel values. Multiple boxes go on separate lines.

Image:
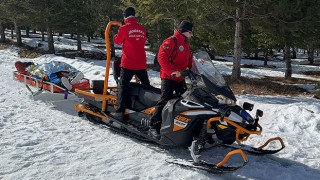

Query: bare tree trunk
left=254, top=50, right=258, bottom=59
left=157, top=22, right=161, bottom=49
left=264, top=49, right=268, bottom=66
left=47, top=27, right=55, bottom=54
left=11, top=24, right=14, bottom=39
left=308, top=48, right=314, bottom=65
left=0, top=23, right=5, bottom=43
left=33, top=29, right=36, bottom=34
left=292, top=47, right=296, bottom=59
left=14, top=21, right=22, bottom=47
left=100, top=31, right=104, bottom=39
left=284, top=44, right=292, bottom=79
left=26, top=27, right=30, bottom=37
left=87, top=36, right=91, bottom=42
left=77, top=33, right=81, bottom=51
left=232, top=0, right=244, bottom=80
left=41, top=29, right=45, bottom=41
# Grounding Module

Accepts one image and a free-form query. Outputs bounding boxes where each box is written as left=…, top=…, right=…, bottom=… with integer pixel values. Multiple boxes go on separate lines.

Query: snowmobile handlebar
left=180, top=69, right=198, bottom=81
left=171, top=69, right=197, bottom=81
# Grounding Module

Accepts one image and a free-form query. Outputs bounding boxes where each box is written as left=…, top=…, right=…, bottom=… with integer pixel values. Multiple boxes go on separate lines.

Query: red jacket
left=158, top=31, right=193, bottom=82
left=114, top=17, right=147, bottom=70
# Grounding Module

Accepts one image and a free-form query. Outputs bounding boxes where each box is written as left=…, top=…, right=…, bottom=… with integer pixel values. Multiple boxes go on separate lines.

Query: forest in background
left=1, top=0, right=320, bottom=80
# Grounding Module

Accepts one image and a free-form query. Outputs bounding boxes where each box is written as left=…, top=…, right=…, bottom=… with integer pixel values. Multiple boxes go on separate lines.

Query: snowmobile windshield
left=191, top=57, right=236, bottom=101
left=191, top=58, right=226, bottom=87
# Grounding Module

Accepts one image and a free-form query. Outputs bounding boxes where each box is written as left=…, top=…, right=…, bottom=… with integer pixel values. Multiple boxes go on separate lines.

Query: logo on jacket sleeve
left=162, top=45, right=170, bottom=50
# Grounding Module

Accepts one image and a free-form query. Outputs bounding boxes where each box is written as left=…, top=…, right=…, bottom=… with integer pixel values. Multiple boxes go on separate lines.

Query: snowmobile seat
left=128, top=83, right=161, bottom=110
left=91, top=80, right=160, bottom=110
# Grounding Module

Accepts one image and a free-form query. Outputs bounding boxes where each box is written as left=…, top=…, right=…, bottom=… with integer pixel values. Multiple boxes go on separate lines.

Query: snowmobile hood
left=191, top=57, right=236, bottom=101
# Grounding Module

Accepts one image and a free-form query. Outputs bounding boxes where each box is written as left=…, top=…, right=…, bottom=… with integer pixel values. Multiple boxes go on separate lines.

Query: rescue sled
left=14, top=67, right=90, bottom=115
left=74, top=21, right=285, bottom=173
left=13, top=71, right=90, bottom=93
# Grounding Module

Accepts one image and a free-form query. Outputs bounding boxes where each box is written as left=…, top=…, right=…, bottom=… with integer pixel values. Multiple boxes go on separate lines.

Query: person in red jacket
left=149, top=20, right=194, bottom=139
left=111, top=7, right=150, bottom=120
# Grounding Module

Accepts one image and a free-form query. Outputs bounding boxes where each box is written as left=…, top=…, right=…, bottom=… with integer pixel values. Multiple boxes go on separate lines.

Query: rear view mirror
left=256, top=109, right=263, bottom=117
left=243, top=102, right=254, bottom=111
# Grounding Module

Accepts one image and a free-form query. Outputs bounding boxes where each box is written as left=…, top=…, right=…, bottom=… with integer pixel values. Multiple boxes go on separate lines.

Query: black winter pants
left=116, top=68, right=150, bottom=112
left=150, top=79, right=186, bottom=130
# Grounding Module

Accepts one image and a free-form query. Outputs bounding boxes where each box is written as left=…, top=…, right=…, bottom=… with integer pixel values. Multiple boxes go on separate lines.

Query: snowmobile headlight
left=216, top=95, right=234, bottom=105
left=243, top=102, right=254, bottom=111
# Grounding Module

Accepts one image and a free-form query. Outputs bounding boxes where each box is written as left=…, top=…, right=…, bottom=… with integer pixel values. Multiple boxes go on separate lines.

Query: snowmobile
left=74, top=21, right=285, bottom=173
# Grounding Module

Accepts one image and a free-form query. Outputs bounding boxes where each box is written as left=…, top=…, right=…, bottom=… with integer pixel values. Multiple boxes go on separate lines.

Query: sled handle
left=102, top=21, right=122, bottom=112
left=216, top=149, right=248, bottom=168
left=257, top=137, right=285, bottom=150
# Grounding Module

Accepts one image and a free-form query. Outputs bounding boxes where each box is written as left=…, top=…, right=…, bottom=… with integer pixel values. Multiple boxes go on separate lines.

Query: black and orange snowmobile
left=74, top=21, right=285, bottom=173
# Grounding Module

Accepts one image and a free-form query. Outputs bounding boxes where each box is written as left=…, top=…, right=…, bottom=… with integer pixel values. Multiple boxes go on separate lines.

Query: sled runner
left=74, top=21, right=285, bottom=173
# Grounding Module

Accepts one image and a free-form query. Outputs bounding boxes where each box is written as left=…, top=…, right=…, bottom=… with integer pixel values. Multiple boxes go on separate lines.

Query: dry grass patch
left=224, top=76, right=317, bottom=96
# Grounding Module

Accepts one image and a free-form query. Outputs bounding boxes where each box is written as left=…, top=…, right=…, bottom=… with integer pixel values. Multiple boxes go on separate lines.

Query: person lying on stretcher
left=14, top=61, right=84, bottom=90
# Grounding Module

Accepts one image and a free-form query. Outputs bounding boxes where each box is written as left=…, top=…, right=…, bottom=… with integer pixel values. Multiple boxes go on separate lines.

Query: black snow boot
left=148, top=128, right=160, bottom=140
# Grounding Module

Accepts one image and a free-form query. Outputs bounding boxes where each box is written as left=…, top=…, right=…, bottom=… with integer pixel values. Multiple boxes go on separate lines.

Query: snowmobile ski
left=166, top=150, right=248, bottom=174
left=224, top=137, right=285, bottom=155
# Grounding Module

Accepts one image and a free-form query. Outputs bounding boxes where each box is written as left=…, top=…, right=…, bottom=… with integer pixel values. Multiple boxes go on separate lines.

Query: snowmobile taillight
left=243, top=102, right=254, bottom=111
left=256, top=109, right=263, bottom=117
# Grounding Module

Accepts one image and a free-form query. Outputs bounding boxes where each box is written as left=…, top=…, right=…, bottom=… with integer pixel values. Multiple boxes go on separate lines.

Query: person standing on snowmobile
left=149, top=20, right=194, bottom=139
left=112, top=7, right=150, bottom=120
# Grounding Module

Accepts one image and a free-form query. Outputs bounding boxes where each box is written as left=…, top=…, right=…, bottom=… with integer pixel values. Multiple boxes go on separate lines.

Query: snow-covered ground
left=0, top=34, right=320, bottom=179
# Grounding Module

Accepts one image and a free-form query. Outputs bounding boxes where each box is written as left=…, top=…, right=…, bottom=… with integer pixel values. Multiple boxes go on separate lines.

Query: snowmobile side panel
left=160, top=99, right=205, bottom=147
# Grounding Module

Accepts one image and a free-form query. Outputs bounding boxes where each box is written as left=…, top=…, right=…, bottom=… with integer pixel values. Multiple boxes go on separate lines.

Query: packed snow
left=0, top=34, right=320, bottom=179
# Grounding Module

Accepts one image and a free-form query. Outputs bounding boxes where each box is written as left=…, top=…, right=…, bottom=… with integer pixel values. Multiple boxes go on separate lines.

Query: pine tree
left=1, top=0, right=31, bottom=46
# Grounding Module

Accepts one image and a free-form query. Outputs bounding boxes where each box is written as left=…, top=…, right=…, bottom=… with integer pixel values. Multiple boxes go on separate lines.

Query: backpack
left=169, top=35, right=178, bottom=63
